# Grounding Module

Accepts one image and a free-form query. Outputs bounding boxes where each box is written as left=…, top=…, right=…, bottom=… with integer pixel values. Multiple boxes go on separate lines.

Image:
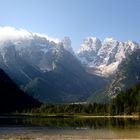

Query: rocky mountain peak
left=77, top=37, right=140, bottom=76
left=62, top=36, right=73, bottom=53
left=78, top=37, right=101, bottom=53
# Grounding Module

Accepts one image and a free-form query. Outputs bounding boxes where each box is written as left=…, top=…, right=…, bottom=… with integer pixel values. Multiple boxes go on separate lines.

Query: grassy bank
left=10, top=112, right=140, bottom=119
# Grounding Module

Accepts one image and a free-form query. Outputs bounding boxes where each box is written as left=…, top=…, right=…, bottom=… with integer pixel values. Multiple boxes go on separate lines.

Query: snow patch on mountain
left=77, top=37, right=101, bottom=53
left=77, top=37, right=139, bottom=76
left=0, top=26, right=139, bottom=77
left=0, top=26, right=74, bottom=72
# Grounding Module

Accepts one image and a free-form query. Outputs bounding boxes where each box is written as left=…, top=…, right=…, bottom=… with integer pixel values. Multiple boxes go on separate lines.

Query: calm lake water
left=0, top=116, right=140, bottom=140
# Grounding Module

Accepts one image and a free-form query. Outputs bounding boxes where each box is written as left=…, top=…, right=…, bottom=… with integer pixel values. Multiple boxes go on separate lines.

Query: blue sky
left=0, top=0, right=140, bottom=49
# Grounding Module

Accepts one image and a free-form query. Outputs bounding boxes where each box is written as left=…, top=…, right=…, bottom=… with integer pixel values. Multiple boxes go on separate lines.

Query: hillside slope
left=0, top=68, right=40, bottom=114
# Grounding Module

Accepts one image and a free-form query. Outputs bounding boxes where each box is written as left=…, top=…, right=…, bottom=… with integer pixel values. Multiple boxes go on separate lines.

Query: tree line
left=25, top=82, right=140, bottom=116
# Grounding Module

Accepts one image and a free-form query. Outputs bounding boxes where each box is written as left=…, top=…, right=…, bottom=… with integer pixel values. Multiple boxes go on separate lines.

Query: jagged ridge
left=77, top=37, right=139, bottom=76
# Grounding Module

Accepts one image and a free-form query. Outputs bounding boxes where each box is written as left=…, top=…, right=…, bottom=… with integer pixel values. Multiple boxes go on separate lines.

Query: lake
left=0, top=116, right=140, bottom=140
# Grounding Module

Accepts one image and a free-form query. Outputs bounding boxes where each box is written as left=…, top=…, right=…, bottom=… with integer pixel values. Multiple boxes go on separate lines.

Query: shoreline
left=0, top=114, right=139, bottom=119
left=78, top=115, right=140, bottom=118
left=1, top=135, right=140, bottom=140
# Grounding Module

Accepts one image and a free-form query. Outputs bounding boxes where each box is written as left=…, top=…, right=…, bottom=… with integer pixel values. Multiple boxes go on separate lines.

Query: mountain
left=0, top=68, right=40, bottom=114
left=88, top=49, right=140, bottom=103
left=0, top=27, right=106, bottom=103
left=107, top=49, right=140, bottom=97
left=77, top=37, right=139, bottom=76
left=0, top=27, right=140, bottom=104
left=22, top=46, right=106, bottom=103
left=77, top=37, right=140, bottom=103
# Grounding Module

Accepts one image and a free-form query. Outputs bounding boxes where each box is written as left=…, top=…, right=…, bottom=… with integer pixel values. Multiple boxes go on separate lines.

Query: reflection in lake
left=0, top=117, right=140, bottom=139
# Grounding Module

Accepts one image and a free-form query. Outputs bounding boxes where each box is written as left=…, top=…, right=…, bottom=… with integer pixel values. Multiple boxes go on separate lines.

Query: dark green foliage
left=30, top=103, right=110, bottom=116
left=28, top=82, right=140, bottom=116
left=87, top=88, right=111, bottom=103
left=110, top=82, right=140, bottom=115
left=0, top=69, right=40, bottom=114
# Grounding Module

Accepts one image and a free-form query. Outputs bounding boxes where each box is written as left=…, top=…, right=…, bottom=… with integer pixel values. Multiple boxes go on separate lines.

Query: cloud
left=34, top=32, right=60, bottom=43
left=0, top=26, right=33, bottom=41
left=0, top=26, right=60, bottom=43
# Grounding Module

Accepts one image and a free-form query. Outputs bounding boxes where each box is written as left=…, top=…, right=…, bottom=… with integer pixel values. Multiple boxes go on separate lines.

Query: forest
left=25, top=82, right=140, bottom=116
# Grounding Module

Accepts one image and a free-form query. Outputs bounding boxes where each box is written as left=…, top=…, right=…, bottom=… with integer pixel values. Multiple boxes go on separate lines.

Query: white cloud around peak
left=0, top=26, right=60, bottom=43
